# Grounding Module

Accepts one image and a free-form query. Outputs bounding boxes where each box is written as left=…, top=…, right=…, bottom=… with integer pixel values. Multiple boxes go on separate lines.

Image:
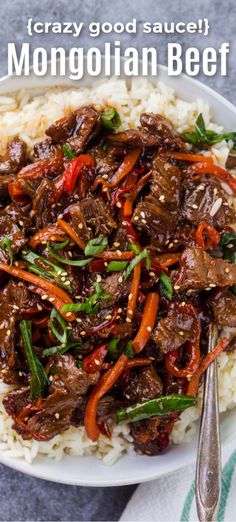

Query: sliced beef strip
left=130, top=417, right=170, bottom=455
left=140, top=113, right=187, bottom=151
left=108, top=129, right=161, bottom=148
left=0, top=202, right=32, bottom=263
left=33, top=138, right=58, bottom=161
left=80, top=197, right=117, bottom=236
left=83, top=271, right=131, bottom=309
left=173, top=247, right=236, bottom=291
left=0, top=174, right=15, bottom=202
left=0, top=281, right=35, bottom=369
left=70, top=307, right=116, bottom=336
left=53, top=354, right=100, bottom=395
left=207, top=290, right=236, bottom=327
left=150, top=156, right=183, bottom=211
left=123, top=367, right=163, bottom=403
left=152, top=306, right=195, bottom=354
left=88, top=145, right=120, bottom=176
left=0, top=138, right=27, bottom=175
left=66, top=202, right=92, bottom=242
left=132, top=195, right=177, bottom=248
left=182, top=178, right=236, bottom=228
left=46, top=106, right=101, bottom=154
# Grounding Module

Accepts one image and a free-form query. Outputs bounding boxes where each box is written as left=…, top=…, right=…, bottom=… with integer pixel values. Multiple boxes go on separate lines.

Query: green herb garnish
left=22, top=249, right=72, bottom=291
left=62, top=144, right=76, bottom=160
left=107, top=260, right=128, bottom=271
left=116, top=394, right=196, bottom=424
left=50, top=308, right=68, bottom=345
left=182, top=113, right=236, bottom=150
left=47, top=243, right=92, bottom=267
left=101, top=108, right=121, bottom=130
left=84, top=236, right=108, bottom=256
left=124, top=340, right=134, bottom=359
left=1, top=236, right=13, bottom=266
left=159, top=272, right=173, bottom=300
left=124, top=249, right=149, bottom=280
left=62, top=283, right=110, bottom=314
left=43, top=342, right=82, bottom=357
left=20, top=320, right=49, bottom=400
left=108, top=338, right=122, bottom=360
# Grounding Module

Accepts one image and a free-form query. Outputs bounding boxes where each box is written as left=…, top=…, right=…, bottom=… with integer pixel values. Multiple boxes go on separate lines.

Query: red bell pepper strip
left=85, top=352, right=129, bottom=441
left=165, top=303, right=200, bottom=379
left=195, top=222, right=220, bottom=250
left=126, top=262, right=141, bottom=322
left=63, top=154, right=94, bottom=196
left=109, top=148, right=141, bottom=188
left=83, top=344, right=108, bottom=373
left=0, top=262, right=76, bottom=321
left=57, top=219, right=86, bottom=250
left=121, top=218, right=140, bottom=244
left=132, top=292, right=159, bottom=353
left=188, top=162, right=236, bottom=193
left=187, top=337, right=229, bottom=396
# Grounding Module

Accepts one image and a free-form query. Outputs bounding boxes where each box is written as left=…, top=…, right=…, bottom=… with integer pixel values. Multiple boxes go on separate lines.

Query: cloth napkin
left=120, top=441, right=236, bottom=522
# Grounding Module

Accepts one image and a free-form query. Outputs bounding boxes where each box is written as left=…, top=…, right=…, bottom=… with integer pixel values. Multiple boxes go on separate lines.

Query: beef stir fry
left=0, top=105, right=236, bottom=456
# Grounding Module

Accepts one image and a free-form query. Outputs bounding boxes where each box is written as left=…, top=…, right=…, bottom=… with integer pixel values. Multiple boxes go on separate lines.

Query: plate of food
left=0, top=63, right=235, bottom=486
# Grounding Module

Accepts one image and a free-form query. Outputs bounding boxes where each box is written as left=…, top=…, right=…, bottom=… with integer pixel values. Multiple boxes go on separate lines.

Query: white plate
left=0, top=62, right=236, bottom=486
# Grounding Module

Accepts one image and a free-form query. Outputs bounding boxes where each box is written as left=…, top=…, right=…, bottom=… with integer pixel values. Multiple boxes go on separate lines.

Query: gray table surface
left=0, top=0, right=235, bottom=520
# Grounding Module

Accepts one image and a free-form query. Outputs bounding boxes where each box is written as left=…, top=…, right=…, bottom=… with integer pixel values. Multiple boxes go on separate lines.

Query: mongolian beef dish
left=1, top=103, right=236, bottom=456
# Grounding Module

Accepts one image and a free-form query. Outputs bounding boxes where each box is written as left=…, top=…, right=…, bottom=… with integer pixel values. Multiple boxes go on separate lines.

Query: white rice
left=0, top=77, right=235, bottom=465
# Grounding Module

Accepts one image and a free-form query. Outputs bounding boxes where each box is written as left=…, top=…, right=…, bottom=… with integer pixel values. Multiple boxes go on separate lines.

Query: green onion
left=116, top=394, right=196, bottom=424
left=50, top=308, right=68, bottom=345
left=76, top=360, right=83, bottom=370
left=20, top=320, right=49, bottom=400
left=107, top=260, right=128, bottom=271
left=124, top=249, right=149, bottom=280
left=62, top=283, right=110, bottom=314
left=43, top=342, right=82, bottom=357
left=220, top=232, right=236, bottom=247
left=101, top=108, right=121, bottom=130
left=51, top=239, right=70, bottom=251
left=129, top=243, right=141, bottom=254
left=159, top=272, right=173, bottom=300
left=182, top=113, right=236, bottom=150
left=1, top=236, right=13, bottom=266
left=84, top=236, right=108, bottom=256
left=62, top=144, right=76, bottom=160
left=124, top=340, right=134, bottom=359
left=108, top=338, right=122, bottom=360
left=22, top=249, right=72, bottom=291
left=47, top=243, right=92, bottom=267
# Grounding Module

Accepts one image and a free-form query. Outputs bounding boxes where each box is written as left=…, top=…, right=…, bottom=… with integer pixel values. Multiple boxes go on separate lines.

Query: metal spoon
left=195, top=324, right=221, bottom=522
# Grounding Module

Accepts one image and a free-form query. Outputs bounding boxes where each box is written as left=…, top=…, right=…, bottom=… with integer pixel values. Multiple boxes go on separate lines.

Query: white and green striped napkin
left=120, top=442, right=236, bottom=522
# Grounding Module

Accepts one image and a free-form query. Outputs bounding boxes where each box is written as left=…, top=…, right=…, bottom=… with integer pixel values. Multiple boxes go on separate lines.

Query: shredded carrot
left=195, top=222, right=220, bottom=250
left=154, top=252, right=181, bottom=268
left=57, top=219, right=86, bottom=250
left=132, top=292, right=159, bottom=353
left=109, top=148, right=141, bottom=188
left=0, top=262, right=76, bottom=321
left=126, top=262, right=141, bottom=321
left=122, top=171, right=152, bottom=217
left=84, top=353, right=129, bottom=441
left=188, top=162, right=236, bottom=193
left=91, top=176, right=109, bottom=192
left=29, top=225, right=65, bottom=249
left=126, top=358, right=152, bottom=369
left=187, top=337, right=229, bottom=396
left=161, top=150, right=214, bottom=163
left=95, top=250, right=135, bottom=261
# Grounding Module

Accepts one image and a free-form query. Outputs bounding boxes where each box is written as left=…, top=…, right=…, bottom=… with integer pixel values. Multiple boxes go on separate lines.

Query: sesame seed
left=225, top=267, right=230, bottom=273
left=61, top=277, right=66, bottom=282
left=118, top=308, right=122, bottom=314
left=118, top=276, right=123, bottom=283
left=41, top=294, right=48, bottom=300
left=179, top=331, right=184, bottom=336
left=64, top=281, right=71, bottom=286
left=51, top=204, right=56, bottom=209
left=174, top=285, right=180, bottom=290
left=58, top=213, right=63, bottom=220
left=49, top=297, right=55, bottom=302
left=116, top=250, right=122, bottom=256
left=192, top=204, right=198, bottom=209
left=133, top=216, right=139, bottom=221
left=181, top=301, right=186, bottom=306
left=19, top=220, right=24, bottom=226
left=12, top=305, right=19, bottom=310
left=209, top=283, right=216, bottom=288
left=6, top=330, right=11, bottom=336
left=96, top=275, right=102, bottom=283
left=94, top=359, right=100, bottom=365
left=126, top=318, right=132, bottom=323
left=78, top=223, right=83, bottom=229
left=49, top=375, right=54, bottom=382
left=141, top=219, right=147, bottom=224
left=198, top=184, right=205, bottom=191
left=103, top=187, right=108, bottom=192
left=223, top=202, right=229, bottom=206
left=174, top=240, right=179, bottom=244
left=14, top=261, right=19, bottom=267
left=102, top=174, right=108, bottom=180
left=149, top=271, right=155, bottom=277
left=127, top=309, right=133, bottom=316
left=55, top=413, right=60, bottom=419
left=227, top=243, right=234, bottom=248
left=18, top=371, right=23, bottom=377
left=147, top=326, right=152, bottom=332
left=113, top=242, right=120, bottom=248
left=105, top=314, right=112, bottom=320
left=116, top=201, right=122, bottom=208
left=122, top=221, right=128, bottom=226
left=76, top=318, right=82, bottom=323
left=210, top=198, right=223, bottom=217
left=80, top=331, right=86, bottom=336
left=68, top=251, right=72, bottom=258
left=140, top=211, right=146, bottom=219
left=125, top=394, right=131, bottom=399
left=75, top=295, right=82, bottom=300
left=41, top=240, right=47, bottom=245
left=37, top=304, right=43, bottom=311
left=128, top=293, right=133, bottom=300
left=168, top=242, right=174, bottom=249
left=66, top=312, right=72, bottom=317
left=0, top=323, right=4, bottom=330
left=104, top=262, right=108, bottom=267
left=159, top=195, right=165, bottom=203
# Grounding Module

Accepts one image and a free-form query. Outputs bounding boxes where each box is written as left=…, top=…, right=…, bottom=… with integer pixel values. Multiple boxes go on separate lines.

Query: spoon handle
left=195, top=325, right=221, bottom=522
